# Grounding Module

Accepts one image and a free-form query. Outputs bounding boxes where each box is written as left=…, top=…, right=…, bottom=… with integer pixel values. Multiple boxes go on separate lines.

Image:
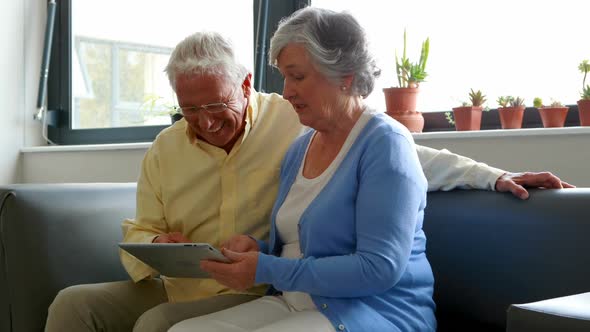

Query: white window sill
left=21, top=142, right=152, bottom=153
left=19, top=127, right=590, bottom=153
left=413, top=126, right=590, bottom=141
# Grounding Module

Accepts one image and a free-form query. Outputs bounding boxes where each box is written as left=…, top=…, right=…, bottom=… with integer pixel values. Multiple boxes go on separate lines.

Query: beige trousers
left=170, top=296, right=336, bottom=332
left=44, top=279, right=259, bottom=332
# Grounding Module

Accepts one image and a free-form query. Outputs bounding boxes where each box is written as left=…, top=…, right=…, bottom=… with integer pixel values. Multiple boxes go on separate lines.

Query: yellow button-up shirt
left=120, top=91, right=303, bottom=302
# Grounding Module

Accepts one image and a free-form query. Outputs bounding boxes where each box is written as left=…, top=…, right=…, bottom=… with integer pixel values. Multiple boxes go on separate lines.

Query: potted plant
left=383, top=30, right=429, bottom=133
left=447, top=89, right=487, bottom=131
left=497, top=96, right=526, bottom=129
left=140, top=94, right=183, bottom=124
left=534, top=97, right=569, bottom=128
left=577, top=60, right=590, bottom=126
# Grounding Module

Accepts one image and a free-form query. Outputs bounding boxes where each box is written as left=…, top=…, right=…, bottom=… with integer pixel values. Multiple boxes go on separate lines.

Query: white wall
left=0, top=0, right=45, bottom=185
left=24, top=0, right=46, bottom=147
left=21, top=129, right=590, bottom=186
left=0, top=1, right=25, bottom=184
left=21, top=144, right=148, bottom=183
left=415, top=129, right=590, bottom=187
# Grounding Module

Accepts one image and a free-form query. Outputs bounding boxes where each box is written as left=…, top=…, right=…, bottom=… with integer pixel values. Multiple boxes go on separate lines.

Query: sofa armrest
left=0, top=183, right=137, bottom=332
left=424, top=188, right=590, bottom=331
left=507, top=292, right=590, bottom=332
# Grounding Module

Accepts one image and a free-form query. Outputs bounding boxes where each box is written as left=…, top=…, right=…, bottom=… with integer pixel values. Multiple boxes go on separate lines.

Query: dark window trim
left=47, top=0, right=308, bottom=145
left=254, top=0, right=310, bottom=94
left=47, top=0, right=169, bottom=144
left=422, top=105, right=583, bottom=132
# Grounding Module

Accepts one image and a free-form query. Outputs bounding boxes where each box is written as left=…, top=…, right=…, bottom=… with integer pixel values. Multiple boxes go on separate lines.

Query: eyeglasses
left=175, top=102, right=230, bottom=117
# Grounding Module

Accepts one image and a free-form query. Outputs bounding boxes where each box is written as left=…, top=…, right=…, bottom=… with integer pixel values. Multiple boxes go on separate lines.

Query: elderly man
left=45, top=31, right=572, bottom=332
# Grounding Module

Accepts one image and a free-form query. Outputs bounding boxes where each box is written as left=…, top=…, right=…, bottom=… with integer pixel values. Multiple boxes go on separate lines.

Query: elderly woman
left=169, top=7, right=436, bottom=332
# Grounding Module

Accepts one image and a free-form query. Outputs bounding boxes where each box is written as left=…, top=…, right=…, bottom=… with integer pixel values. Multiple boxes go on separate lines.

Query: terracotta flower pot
left=498, top=106, right=525, bottom=129
left=538, top=107, right=569, bottom=128
left=388, top=111, right=425, bottom=133
left=383, top=87, right=424, bottom=133
left=577, top=99, right=590, bottom=126
left=451, top=106, right=483, bottom=131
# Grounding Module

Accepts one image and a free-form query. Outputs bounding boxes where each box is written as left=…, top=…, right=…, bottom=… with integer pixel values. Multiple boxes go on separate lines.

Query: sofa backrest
left=423, top=188, right=590, bottom=331
left=0, top=183, right=136, bottom=332
left=1, top=183, right=589, bottom=332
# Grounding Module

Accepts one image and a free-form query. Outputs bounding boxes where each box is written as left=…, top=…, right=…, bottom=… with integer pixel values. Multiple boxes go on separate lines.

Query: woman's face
left=277, top=44, right=343, bottom=129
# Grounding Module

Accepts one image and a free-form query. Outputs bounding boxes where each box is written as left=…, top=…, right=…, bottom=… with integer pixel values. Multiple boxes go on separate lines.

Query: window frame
left=47, top=0, right=585, bottom=144
left=47, top=0, right=309, bottom=145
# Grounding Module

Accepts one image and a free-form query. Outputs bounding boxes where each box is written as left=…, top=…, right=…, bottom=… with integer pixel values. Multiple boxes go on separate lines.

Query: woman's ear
left=341, top=74, right=354, bottom=91
left=242, top=73, right=253, bottom=98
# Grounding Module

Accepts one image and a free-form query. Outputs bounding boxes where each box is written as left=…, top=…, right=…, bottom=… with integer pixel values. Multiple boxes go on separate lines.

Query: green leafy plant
left=140, top=94, right=180, bottom=117
left=534, top=97, right=564, bottom=108
left=497, top=96, right=511, bottom=108
left=468, top=89, right=487, bottom=107
left=444, top=111, right=455, bottom=125
left=395, top=30, right=430, bottom=88
left=511, top=96, right=525, bottom=107
left=579, top=60, right=590, bottom=100
left=458, top=89, right=487, bottom=107
left=497, top=96, right=525, bottom=108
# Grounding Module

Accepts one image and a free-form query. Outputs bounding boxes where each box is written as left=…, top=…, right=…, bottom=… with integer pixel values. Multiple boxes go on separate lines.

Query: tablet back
left=119, top=243, right=229, bottom=278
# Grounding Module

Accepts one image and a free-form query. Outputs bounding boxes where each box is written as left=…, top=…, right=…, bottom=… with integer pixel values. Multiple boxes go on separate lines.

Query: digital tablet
left=119, top=242, right=231, bottom=278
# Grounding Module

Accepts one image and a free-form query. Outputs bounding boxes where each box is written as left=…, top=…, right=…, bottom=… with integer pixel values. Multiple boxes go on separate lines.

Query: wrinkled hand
left=221, top=235, right=259, bottom=253
left=201, top=249, right=258, bottom=291
left=495, top=171, right=575, bottom=200
left=152, top=232, right=191, bottom=243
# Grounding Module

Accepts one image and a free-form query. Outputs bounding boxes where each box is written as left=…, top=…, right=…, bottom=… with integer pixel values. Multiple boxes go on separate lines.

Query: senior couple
left=45, top=7, right=572, bottom=332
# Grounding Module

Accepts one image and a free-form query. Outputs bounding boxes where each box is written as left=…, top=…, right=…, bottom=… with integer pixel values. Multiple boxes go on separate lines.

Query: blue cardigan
left=255, top=113, right=436, bottom=331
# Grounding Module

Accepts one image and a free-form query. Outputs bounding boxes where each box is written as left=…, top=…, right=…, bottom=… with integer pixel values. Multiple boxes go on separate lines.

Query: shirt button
left=321, top=303, right=328, bottom=309
left=338, top=324, right=345, bottom=331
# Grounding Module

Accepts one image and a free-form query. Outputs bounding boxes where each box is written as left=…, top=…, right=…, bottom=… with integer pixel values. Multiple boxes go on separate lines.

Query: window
left=70, top=0, right=254, bottom=130
left=311, top=0, right=590, bottom=114
left=73, top=37, right=174, bottom=128
left=47, top=0, right=308, bottom=144
left=48, top=0, right=255, bottom=144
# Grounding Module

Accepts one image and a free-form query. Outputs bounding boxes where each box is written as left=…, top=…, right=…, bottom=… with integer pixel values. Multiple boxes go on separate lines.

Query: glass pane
left=311, top=0, right=589, bottom=113
left=72, top=0, right=254, bottom=129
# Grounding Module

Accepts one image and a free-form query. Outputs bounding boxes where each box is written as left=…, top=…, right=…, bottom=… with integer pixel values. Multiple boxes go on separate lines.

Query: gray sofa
left=1, top=183, right=589, bottom=332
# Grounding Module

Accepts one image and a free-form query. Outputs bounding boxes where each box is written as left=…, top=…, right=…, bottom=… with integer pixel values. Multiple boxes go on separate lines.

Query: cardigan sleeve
left=256, top=131, right=427, bottom=297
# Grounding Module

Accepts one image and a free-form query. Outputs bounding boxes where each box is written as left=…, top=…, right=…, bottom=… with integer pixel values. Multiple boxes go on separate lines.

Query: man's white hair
left=165, top=31, right=249, bottom=91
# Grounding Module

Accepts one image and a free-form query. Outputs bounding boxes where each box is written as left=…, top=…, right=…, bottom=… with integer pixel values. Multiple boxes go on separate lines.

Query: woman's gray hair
left=269, top=7, right=381, bottom=98
left=165, top=31, right=249, bottom=91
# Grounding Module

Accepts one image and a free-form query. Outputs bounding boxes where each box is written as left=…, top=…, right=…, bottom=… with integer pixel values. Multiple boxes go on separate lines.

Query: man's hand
left=495, top=171, right=575, bottom=200
left=201, top=249, right=258, bottom=291
left=152, top=232, right=191, bottom=243
left=221, top=234, right=259, bottom=253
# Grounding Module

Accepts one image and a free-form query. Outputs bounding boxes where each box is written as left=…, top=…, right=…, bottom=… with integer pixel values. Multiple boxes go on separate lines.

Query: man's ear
left=242, top=73, right=253, bottom=99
